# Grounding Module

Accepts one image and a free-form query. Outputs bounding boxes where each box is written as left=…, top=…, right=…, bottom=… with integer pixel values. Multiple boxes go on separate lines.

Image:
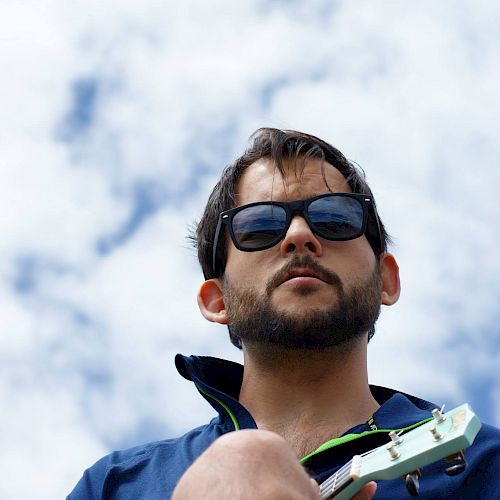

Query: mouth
left=278, top=268, right=327, bottom=286
left=265, top=257, right=341, bottom=297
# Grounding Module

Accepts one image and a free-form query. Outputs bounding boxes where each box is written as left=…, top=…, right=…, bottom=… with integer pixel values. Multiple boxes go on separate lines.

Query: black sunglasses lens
left=232, top=204, right=287, bottom=249
left=308, top=196, right=364, bottom=239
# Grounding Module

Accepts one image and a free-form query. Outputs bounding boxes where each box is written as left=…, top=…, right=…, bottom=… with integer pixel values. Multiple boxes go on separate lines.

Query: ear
left=197, top=279, right=228, bottom=325
left=379, top=252, right=401, bottom=306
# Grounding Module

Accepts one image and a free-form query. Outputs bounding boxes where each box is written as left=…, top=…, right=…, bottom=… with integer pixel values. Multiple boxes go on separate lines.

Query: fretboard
left=318, top=456, right=362, bottom=499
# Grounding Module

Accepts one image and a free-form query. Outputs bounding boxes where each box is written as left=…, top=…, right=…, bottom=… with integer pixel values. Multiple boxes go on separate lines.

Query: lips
left=265, top=257, right=340, bottom=296
left=279, top=268, right=326, bottom=286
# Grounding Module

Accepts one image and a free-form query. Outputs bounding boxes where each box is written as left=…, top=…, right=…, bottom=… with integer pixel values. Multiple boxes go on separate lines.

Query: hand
left=173, top=430, right=321, bottom=499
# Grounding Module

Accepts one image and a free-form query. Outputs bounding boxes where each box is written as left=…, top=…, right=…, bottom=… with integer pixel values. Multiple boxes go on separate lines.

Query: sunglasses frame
left=212, top=192, right=383, bottom=277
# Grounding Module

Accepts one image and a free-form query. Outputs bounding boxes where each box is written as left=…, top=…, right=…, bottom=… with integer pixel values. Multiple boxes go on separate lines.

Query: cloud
left=0, top=1, right=499, bottom=498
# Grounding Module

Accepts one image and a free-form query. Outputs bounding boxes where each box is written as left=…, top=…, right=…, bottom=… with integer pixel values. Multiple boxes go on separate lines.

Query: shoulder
left=446, top=422, right=500, bottom=498
left=466, top=421, right=500, bottom=468
left=476, top=420, right=500, bottom=442
left=67, top=423, right=222, bottom=500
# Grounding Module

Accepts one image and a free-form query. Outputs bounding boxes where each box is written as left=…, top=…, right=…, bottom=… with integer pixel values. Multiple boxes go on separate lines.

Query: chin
left=274, top=287, right=338, bottom=305
left=288, top=284, right=322, bottom=296
left=274, top=304, right=333, bottom=322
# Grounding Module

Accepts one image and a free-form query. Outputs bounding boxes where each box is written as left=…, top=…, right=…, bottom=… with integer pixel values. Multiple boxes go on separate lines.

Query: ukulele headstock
left=319, top=403, right=481, bottom=499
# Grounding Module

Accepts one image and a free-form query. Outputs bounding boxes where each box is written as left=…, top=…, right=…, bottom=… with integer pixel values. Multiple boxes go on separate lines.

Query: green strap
left=300, top=417, right=433, bottom=463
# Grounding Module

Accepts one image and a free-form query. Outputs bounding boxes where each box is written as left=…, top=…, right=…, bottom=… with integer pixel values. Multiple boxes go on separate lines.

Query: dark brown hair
left=191, top=128, right=389, bottom=279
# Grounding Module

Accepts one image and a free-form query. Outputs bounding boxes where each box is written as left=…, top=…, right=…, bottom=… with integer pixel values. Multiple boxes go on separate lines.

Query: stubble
left=224, top=255, right=382, bottom=351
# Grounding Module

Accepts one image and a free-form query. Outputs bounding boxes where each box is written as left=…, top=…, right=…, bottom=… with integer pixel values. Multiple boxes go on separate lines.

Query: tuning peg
left=386, top=442, right=400, bottom=460
left=404, top=469, right=421, bottom=497
left=431, top=407, right=446, bottom=423
left=429, top=425, right=444, bottom=441
left=444, top=451, right=467, bottom=476
left=389, top=430, right=403, bottom=445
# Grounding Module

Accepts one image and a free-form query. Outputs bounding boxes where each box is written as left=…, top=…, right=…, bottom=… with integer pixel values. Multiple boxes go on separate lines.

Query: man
left=69, top=129, right=499, bottom=499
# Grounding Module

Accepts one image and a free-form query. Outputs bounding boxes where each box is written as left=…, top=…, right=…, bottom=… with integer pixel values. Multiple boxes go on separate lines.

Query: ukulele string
left=319, top=459, right=356, bottom=492
left=318, top=447, right=378, bottom=493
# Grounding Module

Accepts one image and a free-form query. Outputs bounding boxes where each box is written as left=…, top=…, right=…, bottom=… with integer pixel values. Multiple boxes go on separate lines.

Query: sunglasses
left=212, top=193, right=382, bottom=276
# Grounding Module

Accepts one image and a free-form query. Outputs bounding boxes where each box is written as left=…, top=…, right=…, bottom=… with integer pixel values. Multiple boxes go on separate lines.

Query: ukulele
left=318, top=403, right=481, bottom=499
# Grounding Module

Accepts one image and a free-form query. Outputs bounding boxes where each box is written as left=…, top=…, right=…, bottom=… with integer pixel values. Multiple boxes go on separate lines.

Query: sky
left=0, top=1, right=499, bottom=498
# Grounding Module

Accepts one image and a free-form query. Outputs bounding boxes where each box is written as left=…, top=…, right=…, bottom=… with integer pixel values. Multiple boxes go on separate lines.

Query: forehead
left=236, top=157, right=351, bottom=206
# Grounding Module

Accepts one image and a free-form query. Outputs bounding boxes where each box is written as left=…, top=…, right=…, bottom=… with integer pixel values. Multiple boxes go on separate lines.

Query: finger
left=310, top=478, right=320, bottom=493
left=351, top=481, right=377, bottom=499
left=309, top=477, right=322, bottom=498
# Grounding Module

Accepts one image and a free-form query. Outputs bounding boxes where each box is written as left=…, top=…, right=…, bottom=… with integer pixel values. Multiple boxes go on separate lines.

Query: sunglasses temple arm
left=212, top=218, right=224, bottom=277
left=371, top=204, right=384, bottom=253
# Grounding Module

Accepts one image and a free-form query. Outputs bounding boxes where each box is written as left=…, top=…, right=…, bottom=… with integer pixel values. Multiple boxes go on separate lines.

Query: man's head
left=191, top=128, right=400, bottom=350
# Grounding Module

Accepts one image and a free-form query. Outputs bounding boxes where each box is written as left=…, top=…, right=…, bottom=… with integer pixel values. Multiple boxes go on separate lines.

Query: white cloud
left=0, top=1, right=499, bottom=498
left=0, top=385, right=106, bottom=500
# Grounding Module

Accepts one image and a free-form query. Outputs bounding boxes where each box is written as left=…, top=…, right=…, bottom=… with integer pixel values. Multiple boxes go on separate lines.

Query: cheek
left=326, top=240, right=376, bottom=279
left=225, top=246, right=267, bottom=288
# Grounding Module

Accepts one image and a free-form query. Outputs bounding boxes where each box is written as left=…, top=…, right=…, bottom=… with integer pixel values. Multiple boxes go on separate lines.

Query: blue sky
left=0, top=1, right=499, bottom=498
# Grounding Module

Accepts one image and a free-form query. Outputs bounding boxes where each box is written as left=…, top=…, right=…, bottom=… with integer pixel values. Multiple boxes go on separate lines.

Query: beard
left=223, top=255, right=381, bottom=351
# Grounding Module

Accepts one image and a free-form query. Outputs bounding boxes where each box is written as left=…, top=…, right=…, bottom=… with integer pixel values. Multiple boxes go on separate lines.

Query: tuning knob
left=389, top=430, right=403, bottom=445
left=432, top=407, right=446, bottom=423
left=445, top=451, right=467, bottom=476
left=404, top=470, right=421, bottom=496
left=429, top=425, right=444, bottom=441
left=386, top=442, right=400, bottom=460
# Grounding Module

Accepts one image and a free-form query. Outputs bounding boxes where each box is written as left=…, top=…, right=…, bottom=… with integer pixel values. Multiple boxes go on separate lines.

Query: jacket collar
left=175, top=354, right=437, bottom=433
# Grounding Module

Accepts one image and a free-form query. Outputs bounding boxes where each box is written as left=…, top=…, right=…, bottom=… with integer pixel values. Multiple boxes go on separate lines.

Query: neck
left=239, top=339, right=379, bottom=454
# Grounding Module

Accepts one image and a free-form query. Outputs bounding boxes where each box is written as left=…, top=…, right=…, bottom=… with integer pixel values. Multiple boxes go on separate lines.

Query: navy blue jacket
left=69, top=355, right=500, bottom=499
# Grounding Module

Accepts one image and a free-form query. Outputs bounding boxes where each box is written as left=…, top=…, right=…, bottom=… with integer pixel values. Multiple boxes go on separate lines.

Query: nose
left=279, top=215, right=323, bottom=258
